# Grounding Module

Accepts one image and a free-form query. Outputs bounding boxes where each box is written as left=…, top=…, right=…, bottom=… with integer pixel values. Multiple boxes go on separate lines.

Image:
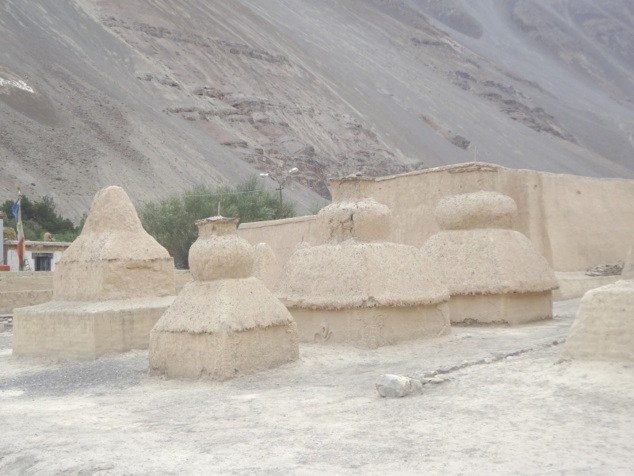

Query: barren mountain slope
left=1, top=0, right=633, bottom=219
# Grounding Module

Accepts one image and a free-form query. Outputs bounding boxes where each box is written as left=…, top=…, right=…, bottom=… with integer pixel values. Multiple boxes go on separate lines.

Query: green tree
left=2, top=195, right=80, bottom=241
left=140, top=176, right=295, bottom=269
left=3, top=227, right=16, bottom=240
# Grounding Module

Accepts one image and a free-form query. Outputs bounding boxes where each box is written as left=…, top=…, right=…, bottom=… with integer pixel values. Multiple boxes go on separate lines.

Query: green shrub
left=3, top=227, right=16, bottom=240
left=1, top=195, right=80, bottom=242
left=140, top=176, right=295, bottom=269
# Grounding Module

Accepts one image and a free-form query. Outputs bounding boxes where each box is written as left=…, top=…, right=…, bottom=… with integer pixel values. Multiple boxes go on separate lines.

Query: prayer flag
left=13, top=191, right=25, bottom=269
left=11, top=198, right=19, bottom=220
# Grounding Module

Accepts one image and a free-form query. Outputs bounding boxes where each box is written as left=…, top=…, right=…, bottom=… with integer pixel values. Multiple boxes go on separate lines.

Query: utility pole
left=277, top=184, right=283, bottom=218
left=260, top=167, right=299, bottom=218
left=0, top=211, right=3, bottom=266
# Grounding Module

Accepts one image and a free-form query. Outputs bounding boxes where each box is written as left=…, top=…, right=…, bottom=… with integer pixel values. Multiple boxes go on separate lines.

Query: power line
left=136, top=189, right=272, bottom=205
left=183, top=190, right=267, bottom=197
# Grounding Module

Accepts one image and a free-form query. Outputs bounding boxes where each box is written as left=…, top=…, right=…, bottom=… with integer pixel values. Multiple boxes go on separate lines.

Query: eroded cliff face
left=2, top=0, right=633, bottom=219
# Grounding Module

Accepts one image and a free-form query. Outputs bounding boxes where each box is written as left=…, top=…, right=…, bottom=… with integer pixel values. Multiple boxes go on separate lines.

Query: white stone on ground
left=375, top=374, right=423, bottom=398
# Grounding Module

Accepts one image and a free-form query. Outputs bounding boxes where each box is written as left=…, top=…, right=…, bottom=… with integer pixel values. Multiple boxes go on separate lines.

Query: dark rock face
left=1, top=0, right=634, bottom=219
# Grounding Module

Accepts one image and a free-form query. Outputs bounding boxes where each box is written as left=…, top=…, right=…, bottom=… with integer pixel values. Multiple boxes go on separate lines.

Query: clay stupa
left=275, top=198, right=451, bottom=348
left=252, top=242, right=281, bottom=290
left=149, top=216, right=298, bottom=380
left=13, top=186, right=176, bottom=359
left=564, top=280, right=634, bottom=361
left=420, top=191, right=558, bottom=325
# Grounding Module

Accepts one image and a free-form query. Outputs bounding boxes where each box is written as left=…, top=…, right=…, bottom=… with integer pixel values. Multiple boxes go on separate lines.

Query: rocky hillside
left=1, top=0, right=633, bottom=219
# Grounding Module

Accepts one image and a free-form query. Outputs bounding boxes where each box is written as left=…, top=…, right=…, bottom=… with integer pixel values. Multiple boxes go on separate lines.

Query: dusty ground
left=1, top=299, right=633, bottom=475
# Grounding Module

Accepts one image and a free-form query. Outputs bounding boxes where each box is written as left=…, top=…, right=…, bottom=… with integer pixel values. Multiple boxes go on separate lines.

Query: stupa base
left=449, top=292, right=553, bottom=326
left=290, top=304, right=450, bottom=349
left=12, top=297, right=174, bottom=360
left=149, top=323, right=299, bottom=380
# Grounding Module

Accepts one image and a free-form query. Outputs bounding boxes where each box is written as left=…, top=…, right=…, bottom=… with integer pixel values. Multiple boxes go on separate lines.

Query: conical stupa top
left=61, top=186, right=171, bottom=262
left=54, top=185, right=175, bottom=301
left=316, top=198, right=391, bottom=243
left=435, top=191, right=517, bottom=230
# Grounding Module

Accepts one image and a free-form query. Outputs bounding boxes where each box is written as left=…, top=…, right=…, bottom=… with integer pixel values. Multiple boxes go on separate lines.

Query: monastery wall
left=538, top=172, right=634, bottom=271
left=0, top=272, right=53, bottom=314
left=0, top=270, right=192, bottom=315
left=239, top=163, right=634, bottom=272
left=238, top=215, right=319, bottom=266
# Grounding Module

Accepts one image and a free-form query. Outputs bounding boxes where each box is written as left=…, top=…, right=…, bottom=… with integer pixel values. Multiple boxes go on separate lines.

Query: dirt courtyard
left=1, top=298, right=633, bottom=475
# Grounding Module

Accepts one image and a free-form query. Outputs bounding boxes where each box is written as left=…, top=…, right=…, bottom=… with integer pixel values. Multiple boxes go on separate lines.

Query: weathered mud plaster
left=13, top=297, right=174, bottom=360
left=13, top=186, right=176, bottom=360
left=149, top=217, right=298, bottom=380
left=54, top=187, right=175, bottom=301
left=252, top=242, right=281, bottom=290
left=275, top=198, right=451, bottom=348
left=564, top=280, right=634, bottom=362
left=622, top=241, right=634, bottom=278
left=420, top=191, right=558, bottom=325
left=0, top=272, right=53, bottom=314
left=239, top=163, right=634, bottom=272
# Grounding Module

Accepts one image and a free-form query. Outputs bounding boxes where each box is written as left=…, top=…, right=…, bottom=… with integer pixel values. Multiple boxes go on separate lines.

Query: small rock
left=411, top=378, right=423, bottom=393
left=375, top=374, right=422, bottom=398
left=585, top=261, right=623, bottom=277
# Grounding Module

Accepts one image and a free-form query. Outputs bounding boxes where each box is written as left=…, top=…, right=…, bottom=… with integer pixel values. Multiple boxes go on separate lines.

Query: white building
left=3, top=240, right=71, bottom=272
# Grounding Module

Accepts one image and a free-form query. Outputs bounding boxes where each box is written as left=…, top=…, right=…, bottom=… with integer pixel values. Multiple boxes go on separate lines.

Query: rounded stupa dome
left=189, top=217, right=255, bottom=281
left=316, top=198, right=391, bottom=243
left=422, top=192, right=556, bottom=296
left=421, top=229, right=558, bottom=296
left=435, top=191, right=517, bottom=231
left=276, top=241, right=449, bottom=310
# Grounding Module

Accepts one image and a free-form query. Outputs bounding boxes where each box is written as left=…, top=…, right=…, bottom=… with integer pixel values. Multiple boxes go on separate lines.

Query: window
left=32, top=253, right=53, bottom=271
